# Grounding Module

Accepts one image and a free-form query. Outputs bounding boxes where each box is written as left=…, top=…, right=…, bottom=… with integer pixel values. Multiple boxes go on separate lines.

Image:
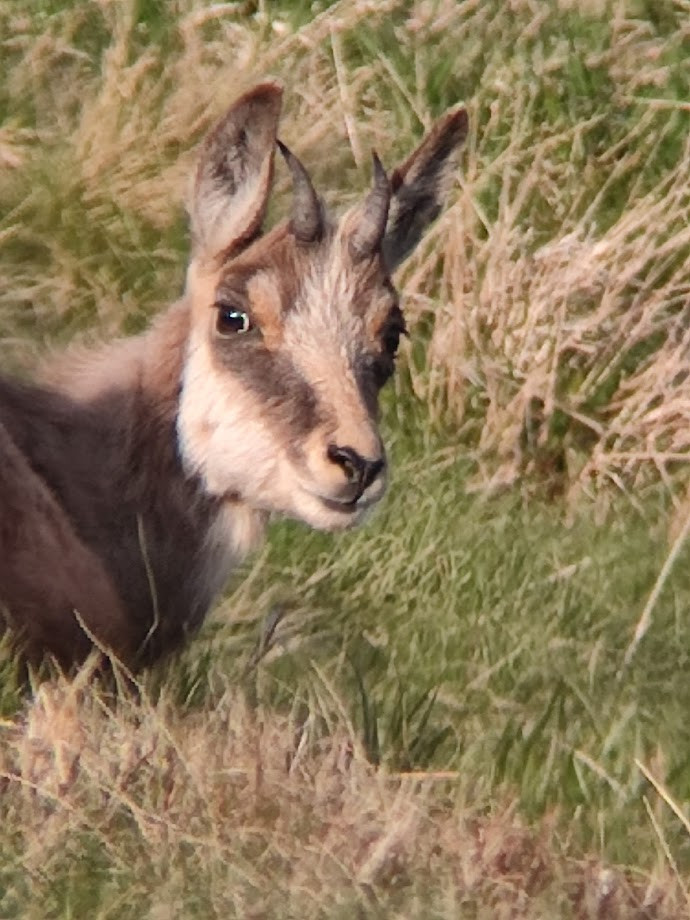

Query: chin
left=284, top=486, right=384, bottom=532
left=225, top=466, right=387, bottom=533
left=306, top=506, right=367, bottom=532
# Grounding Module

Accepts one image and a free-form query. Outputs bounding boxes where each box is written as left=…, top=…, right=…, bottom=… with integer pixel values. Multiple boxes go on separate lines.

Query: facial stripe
left=209, top=335, right=321, bottom=439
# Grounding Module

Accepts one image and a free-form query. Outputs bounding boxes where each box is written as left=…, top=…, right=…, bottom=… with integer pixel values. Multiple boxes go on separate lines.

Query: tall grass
left=3, top=0, right=690, bottom=915
left=3, top=0, right=690, bottom=491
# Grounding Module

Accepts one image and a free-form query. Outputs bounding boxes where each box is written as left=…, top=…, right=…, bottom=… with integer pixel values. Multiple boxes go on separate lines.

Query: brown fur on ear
left=382, top=106, right=468, bottom=271
left=190, top=83, right=283, bottom=262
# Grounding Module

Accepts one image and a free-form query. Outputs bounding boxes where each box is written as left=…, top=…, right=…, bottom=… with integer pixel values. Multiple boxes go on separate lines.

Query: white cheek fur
left=177, top=334, right=280, bottom=499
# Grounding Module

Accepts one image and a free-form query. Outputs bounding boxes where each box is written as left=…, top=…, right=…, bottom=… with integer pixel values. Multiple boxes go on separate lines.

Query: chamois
left=0, top=83, right=468, bottom=670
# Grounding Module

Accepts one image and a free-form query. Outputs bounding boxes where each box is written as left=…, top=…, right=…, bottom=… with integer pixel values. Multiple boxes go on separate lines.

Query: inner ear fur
left=382, top=106, right=468, bottom=271
left=190, top=83, right=283, bottom=262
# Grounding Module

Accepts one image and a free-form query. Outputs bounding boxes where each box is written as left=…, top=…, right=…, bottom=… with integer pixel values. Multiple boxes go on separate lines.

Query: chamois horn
left=277, top=140, right=323, bottom=243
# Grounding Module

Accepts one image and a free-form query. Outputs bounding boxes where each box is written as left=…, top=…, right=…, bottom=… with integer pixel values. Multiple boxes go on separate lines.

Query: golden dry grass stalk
left=0, top=668, right=683, bottom=916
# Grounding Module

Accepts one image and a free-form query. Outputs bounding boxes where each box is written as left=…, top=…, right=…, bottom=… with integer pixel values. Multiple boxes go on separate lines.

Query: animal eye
left=381, top=309, right=407, bottom=357
left=382, top=326, right=401, bottom=357
left=216, top=305, right=253, bottom=336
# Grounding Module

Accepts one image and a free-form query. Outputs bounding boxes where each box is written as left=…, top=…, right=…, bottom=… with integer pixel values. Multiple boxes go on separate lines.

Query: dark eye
left=382, top=326, right=401, bottom=357
left=216, top=305, right=253, bottom=336
left=381, top=308, right=407, bottom=358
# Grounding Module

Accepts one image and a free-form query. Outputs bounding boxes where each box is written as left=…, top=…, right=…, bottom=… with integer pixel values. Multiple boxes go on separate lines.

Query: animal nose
left=327, top=444, right=384, bottom=492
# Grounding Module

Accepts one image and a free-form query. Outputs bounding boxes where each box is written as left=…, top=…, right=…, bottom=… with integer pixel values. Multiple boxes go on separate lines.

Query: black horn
left=349, top=152, right=391, bottom=261
left=277, top=140, right=322, bottom=243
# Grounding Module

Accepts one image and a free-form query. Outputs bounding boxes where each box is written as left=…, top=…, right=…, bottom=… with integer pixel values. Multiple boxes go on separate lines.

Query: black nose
left=327, top=444, right=384, bottom=492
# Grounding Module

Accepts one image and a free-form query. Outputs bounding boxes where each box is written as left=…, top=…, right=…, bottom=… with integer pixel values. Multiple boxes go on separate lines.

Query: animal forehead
left=216, top=225, right=398, bottom=321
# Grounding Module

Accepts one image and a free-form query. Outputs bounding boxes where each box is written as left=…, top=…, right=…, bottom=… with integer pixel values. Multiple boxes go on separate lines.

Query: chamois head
left=178, top=84, right=467, bottom=531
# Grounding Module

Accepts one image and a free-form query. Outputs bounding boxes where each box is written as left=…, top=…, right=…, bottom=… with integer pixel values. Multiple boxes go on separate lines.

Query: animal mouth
left=319, top=483, right=380, bottom=514
left=299, top=476, right=385, bottom=517
left=320, top=494, right=362, bottom=513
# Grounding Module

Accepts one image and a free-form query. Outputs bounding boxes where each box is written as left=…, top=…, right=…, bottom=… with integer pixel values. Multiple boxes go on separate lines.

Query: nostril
left=327, top=444, right=361, bottom=482
left=327, top=444, right=384, bottom=491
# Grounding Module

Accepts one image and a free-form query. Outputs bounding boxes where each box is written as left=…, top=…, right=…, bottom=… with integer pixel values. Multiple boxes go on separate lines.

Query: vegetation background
left=2, top=0, right=690, bottom=915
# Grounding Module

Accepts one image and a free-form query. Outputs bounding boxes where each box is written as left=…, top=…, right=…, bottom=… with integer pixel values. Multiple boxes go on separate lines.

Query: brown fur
left=0, top=83, right=467, bottom=671
left=0, top=307, right=227, bottom=668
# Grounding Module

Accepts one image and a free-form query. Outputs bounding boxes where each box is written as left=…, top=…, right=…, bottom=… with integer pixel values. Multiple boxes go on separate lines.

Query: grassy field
left=2, top=0, right=690, bottom=915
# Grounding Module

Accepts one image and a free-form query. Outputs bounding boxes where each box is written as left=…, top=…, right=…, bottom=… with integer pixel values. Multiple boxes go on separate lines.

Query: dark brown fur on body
left=0, top=308, right=226, bottom=668
left=0, top=83, right=467, bottom=671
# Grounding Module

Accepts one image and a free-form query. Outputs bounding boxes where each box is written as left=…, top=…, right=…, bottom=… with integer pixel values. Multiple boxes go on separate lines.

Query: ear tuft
left=382, top=106, right=468, bottom=271
left=190, top=83, right=283, bottom=261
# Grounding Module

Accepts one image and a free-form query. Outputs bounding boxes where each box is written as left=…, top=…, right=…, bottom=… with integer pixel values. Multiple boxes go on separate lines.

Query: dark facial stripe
left=209, top=335, right=321, bottom=438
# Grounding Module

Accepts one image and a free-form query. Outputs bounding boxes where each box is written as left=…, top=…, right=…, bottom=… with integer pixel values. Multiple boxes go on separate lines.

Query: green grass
left=197, top=431, right=690, bottom=862
left=3, top=0, right=690, bottom=915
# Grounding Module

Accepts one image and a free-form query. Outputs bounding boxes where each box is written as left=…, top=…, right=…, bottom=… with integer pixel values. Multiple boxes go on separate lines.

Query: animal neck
left=135, top=301, right=269, bottom=566
left=39, top=301, right=268, bottom=646
left=142, top=302, right=269, bottom=575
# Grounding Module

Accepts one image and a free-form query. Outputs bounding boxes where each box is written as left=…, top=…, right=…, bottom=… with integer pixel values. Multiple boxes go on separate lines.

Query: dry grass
left=4, top=0, right=690, bottom=914
left=0, top=666, right=685, bottom=918
left=392, top=2, right=690, bottom=501
left=3, top=0, right=690, bottom=497
left=432, top=123, right=690, bottom=500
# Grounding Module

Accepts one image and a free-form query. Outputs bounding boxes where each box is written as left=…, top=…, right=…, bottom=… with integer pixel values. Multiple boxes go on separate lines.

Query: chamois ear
left=382, top=106, right=468, bottom=271
left=190, top=83, right=283, bottom=261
